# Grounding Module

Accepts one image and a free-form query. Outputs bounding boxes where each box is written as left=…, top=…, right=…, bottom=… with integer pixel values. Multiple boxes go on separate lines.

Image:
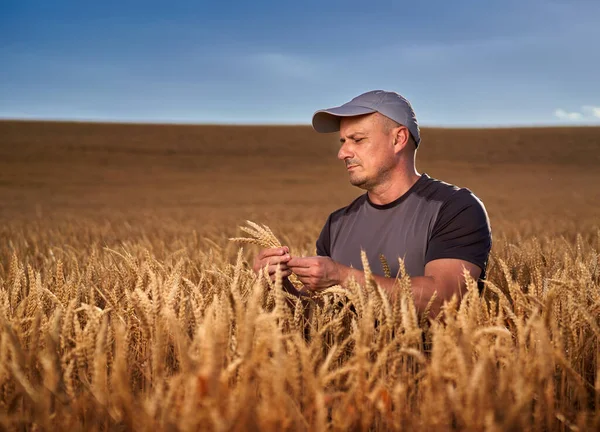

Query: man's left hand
left=287, top=256, right=343, bottom=291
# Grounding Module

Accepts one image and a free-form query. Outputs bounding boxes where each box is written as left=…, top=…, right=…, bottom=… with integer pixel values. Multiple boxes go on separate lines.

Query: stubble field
left=0, top=120, right=599, bottom=431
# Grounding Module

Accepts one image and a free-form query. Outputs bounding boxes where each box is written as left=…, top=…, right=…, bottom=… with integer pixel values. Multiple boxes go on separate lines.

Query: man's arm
left=287, top=256, right=482, bottom=318
left=340, top=258, right=481, bottom=317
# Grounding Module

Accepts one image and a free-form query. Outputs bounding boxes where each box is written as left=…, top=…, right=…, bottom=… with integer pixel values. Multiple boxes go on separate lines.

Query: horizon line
left=1, top=116, right=600, bottom=130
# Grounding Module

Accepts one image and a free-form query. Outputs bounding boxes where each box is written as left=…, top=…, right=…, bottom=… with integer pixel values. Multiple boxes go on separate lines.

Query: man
left=253, top=90, right=492, bottom=317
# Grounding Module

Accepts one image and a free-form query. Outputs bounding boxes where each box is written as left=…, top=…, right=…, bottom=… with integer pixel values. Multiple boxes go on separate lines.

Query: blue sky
left=1, top=0, right=599, bottom=126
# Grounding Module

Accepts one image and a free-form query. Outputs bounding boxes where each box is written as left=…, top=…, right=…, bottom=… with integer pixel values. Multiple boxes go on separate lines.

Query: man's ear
left=392, top=126, right=410, bottom=153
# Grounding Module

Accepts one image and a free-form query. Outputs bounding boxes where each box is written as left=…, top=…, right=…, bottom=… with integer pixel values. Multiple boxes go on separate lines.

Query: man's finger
left=294, top=275, right=314, bottom=288
left=287, top=257, right=314, bottom=268
left=266, top=254, right=291, bottom=266
left=259, top=247, right=289, bottom=260
left=267, top=263, right=290, bottom=275
left=289, top=267, right=313, bottom=277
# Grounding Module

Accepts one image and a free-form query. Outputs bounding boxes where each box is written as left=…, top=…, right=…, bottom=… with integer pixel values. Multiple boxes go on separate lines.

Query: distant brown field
left=0, top=121, right=599, bottom=431
left=1, top=120, right=599, bottom=233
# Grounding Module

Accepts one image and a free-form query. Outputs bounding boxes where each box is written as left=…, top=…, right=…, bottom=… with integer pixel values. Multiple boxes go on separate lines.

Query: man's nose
left=337, top=142, right=353, bottom=161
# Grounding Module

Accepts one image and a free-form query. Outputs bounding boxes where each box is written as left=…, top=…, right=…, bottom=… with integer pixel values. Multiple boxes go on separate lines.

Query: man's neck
left=367, top=169, right=421, bottom=205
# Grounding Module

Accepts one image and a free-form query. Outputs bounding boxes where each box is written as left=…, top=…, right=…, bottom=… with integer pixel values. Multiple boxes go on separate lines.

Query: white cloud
left=582, top=105, right=600, bottom=119
left=554, top=106, right=600, bottom=122
left=554, top=109, right=583, bottom=120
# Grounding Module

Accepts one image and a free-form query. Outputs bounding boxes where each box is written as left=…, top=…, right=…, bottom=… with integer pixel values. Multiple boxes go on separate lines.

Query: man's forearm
left=337, top=266, right=445, bottom=317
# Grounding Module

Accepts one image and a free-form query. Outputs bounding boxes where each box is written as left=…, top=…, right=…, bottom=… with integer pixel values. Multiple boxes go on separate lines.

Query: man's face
left=338, top=113, right=396, bottom=190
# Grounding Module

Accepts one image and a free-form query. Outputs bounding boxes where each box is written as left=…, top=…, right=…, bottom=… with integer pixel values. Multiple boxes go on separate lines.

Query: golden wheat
left=0, top=218, right=598, bottom=431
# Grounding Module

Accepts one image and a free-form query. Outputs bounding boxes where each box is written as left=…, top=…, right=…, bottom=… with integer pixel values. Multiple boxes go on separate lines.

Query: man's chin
left=349, top=176, right=368, bottom=189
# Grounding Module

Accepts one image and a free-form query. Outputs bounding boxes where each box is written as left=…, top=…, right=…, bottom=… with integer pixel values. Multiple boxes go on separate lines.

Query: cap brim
left=312, top=105, right=376, bottom=133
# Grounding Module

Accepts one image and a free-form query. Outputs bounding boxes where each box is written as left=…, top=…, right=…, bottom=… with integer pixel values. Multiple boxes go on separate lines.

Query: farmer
left=253, top=90, right=492, bottom=316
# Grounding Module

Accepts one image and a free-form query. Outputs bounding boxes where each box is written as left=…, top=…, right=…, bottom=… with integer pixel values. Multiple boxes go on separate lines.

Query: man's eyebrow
left=340, top=132, right=366, bottom=143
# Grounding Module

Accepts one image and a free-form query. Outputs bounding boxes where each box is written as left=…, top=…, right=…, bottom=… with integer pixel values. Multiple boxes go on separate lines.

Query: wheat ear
left=230, top=220, right=303, bottom=289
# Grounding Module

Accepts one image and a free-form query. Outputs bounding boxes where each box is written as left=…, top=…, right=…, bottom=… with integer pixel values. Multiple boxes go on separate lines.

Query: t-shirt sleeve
left=316, top=214, right=332, bottom=257
left=424, top=190, right=492, bottom=273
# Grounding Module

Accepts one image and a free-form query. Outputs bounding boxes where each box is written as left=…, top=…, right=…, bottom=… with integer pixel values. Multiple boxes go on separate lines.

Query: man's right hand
left=252, top=246, right=292, bottom=281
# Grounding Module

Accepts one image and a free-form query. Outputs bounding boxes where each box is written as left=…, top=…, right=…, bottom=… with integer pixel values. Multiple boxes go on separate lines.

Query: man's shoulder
left=420, top=174, right=486, bottom=211
left=327, top=194, right=368, bottom=222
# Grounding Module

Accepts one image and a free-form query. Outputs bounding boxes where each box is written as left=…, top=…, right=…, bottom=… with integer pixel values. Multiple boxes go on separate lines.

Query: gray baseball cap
left=312, top=90, right=421, bottom=147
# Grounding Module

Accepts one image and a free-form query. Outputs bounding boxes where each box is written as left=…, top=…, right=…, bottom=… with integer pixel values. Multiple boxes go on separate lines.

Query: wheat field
left=1, top=121, right=599, bottom=431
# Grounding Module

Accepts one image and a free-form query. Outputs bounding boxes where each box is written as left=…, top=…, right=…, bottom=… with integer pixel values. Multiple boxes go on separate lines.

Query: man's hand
left=287, top=256, right=342, bottom=291
left=253, top=247, right=292, bottom=281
